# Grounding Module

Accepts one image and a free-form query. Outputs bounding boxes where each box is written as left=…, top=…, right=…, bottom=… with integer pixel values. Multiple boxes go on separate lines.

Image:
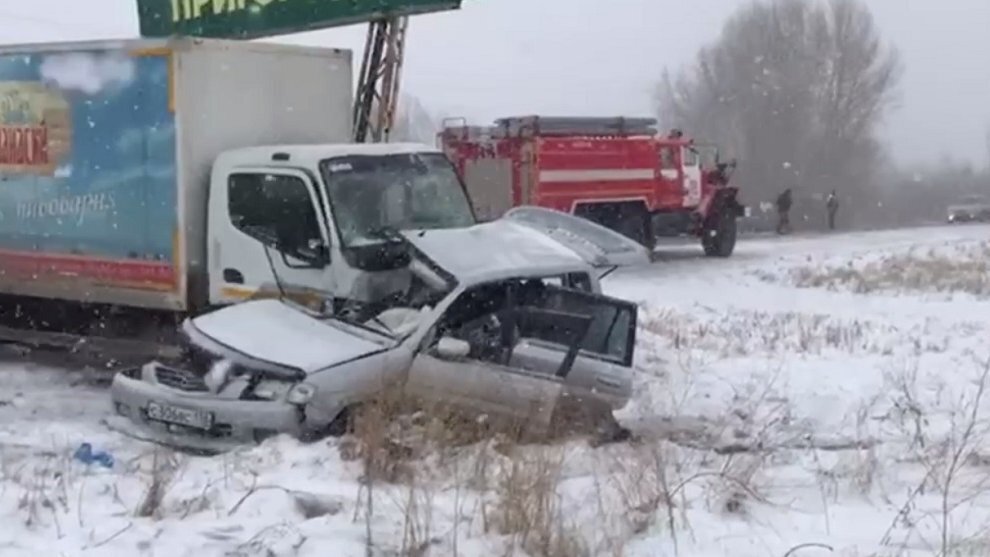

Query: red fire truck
left=439, top=116, right=744, bottom=256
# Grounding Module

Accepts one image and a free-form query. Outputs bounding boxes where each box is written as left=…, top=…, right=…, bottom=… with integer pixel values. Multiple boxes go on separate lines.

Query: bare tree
left=657, top=0, right=901, bottom=229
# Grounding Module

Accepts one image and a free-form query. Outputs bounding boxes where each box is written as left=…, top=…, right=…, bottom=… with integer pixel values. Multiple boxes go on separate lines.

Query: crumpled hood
left=399, top=207, right=650, bottom=282
left=400, top=220, right=590, bottom=282
left=189, top=299, right=391, bottom=373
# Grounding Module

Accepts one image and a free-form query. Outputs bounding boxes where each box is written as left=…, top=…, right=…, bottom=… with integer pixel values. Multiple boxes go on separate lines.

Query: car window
left=537, top=286, right=636, bottom=366
left=436, top=278, right=635, bottom=368
left=535, top=272, right=592, bottom=291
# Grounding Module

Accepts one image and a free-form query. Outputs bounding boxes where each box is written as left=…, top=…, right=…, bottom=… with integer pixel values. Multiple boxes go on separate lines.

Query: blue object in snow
left=73, top=443, right=114, bottom=468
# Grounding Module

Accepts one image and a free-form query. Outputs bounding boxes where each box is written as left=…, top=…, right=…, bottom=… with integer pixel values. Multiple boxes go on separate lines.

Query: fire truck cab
left=439, top=116, right=744, bottom=257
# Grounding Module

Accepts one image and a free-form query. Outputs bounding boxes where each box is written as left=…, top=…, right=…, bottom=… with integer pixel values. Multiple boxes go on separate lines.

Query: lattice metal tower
left=352, top=16, right=409, bottom=143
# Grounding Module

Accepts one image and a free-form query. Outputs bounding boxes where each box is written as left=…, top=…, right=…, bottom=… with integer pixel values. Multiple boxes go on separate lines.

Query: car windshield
left=320, top=152, right=476, bottom=247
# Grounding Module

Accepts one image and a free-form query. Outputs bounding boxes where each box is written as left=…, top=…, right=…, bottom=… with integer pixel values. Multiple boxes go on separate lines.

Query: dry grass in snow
left=759, top=240, right=990, bottom=298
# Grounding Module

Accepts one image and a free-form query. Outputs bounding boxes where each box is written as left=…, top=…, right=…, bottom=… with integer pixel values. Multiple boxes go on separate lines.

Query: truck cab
left=204, top=143, right=477, bottom=312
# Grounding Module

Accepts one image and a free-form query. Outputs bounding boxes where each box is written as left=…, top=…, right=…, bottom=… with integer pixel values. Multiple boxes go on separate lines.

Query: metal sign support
left=353, top=16, right=409, bottom=143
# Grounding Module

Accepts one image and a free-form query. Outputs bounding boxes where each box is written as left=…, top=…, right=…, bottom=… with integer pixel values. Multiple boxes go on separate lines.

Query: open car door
left=404, top=305, right=594, bottom=435
left=503, top=206, right=651, bottom=268
left=506, top=285, right=637, bottom=408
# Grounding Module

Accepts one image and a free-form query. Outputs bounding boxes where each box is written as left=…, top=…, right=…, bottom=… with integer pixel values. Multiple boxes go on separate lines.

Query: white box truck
left=0, top=37, right=478, bottom=360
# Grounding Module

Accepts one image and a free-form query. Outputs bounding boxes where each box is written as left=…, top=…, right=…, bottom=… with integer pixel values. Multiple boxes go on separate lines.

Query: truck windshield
left=320, top=152, right=476, bottom=247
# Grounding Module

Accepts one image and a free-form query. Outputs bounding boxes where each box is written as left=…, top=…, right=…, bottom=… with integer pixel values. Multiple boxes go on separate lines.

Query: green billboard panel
left=137, top=0, right=462, bottom=39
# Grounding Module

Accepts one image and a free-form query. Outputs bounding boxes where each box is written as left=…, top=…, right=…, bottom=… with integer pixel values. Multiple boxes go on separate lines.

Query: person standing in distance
left=826, top=190, right=839, bottom=230
left=776, top=188, right=793, bottom=235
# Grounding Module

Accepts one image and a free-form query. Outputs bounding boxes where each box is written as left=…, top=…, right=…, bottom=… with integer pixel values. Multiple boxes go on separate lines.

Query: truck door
left=681, top=146, right=702, bottom=207
left=209, top=167, right=335, bottom=308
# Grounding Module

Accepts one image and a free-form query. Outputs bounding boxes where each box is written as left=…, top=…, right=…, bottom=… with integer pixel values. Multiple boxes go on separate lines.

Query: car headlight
left=204, top=359, right=234, bottom=392
left=286, top=382, right=317, bottom=405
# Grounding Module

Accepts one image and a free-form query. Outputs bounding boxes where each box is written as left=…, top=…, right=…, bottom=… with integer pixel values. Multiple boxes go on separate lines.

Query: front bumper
left=109, top=364, right=304, bottom=452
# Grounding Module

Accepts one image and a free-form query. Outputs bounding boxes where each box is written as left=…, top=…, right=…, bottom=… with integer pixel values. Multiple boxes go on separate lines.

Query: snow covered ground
left=2, top=224, right=990, bottom=557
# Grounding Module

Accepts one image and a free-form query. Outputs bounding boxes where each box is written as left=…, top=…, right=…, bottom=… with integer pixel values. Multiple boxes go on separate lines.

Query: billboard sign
left=137, top=0, right=462, bottom=39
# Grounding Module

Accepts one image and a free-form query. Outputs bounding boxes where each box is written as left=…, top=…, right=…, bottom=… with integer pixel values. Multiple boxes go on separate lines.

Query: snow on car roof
left=403, top=219, right=595, bottom=284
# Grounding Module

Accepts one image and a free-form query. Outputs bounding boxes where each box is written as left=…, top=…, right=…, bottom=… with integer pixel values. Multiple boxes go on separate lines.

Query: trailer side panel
left=0, top=47, right=181, bottom=309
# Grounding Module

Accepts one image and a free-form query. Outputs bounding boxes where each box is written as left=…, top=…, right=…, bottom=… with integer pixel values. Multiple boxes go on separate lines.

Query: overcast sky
left=3, top=0, right=988, bottom=167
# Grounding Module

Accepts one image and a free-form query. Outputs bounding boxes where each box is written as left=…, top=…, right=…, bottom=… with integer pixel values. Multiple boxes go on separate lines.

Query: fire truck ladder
left=353, top=16, right=409, bottom=143
left=492, top=116, right=660, bottom=137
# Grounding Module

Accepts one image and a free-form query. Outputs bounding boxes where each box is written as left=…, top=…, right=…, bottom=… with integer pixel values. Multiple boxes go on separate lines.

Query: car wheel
left=302, top=405, right=360, bottom=441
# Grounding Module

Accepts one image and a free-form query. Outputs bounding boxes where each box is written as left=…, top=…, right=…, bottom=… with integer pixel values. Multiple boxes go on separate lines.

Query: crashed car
left=107, top=207, right=650, bottom=452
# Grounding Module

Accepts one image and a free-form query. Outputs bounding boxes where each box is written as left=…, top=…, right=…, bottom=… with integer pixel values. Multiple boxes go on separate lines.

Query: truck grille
left=154, top=365, right=209, bottom=392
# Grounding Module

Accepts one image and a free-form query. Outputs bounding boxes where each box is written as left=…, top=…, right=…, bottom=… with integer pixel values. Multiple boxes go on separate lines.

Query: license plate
left=146, top=401, right=213, bottom=430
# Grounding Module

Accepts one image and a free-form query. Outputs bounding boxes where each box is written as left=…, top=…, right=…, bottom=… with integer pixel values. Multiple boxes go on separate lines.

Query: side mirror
left=276, top=229, right=330, bottom=268
left=291, top=240, right=330, bottom=268
left=434, top=336, right=470, bottom=359
left=302, top=238, right=330, bottom=265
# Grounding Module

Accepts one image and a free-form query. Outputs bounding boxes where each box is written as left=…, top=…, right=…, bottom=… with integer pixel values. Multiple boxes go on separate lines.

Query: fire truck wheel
left=702, top=208, right=737, bottom=257
left=639, top=212, right=656, bottom=251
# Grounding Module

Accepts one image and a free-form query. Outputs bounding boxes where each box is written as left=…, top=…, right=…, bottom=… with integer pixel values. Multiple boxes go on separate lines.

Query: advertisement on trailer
left=0, top=49, right=177, bottom=291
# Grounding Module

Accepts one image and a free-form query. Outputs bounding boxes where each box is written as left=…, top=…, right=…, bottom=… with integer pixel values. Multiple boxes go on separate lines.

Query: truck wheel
left=702, top=208, right=737, bottom=257
left=640, top=212, right=656, bottom=251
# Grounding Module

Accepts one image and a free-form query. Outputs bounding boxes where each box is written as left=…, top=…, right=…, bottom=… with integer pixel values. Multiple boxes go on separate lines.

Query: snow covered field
left=2, top=224, right=989, bottom=557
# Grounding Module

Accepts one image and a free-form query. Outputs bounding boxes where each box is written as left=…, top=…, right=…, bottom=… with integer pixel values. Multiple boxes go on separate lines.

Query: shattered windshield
left=320, top=152, right=476, bottom=247
left=256, top=234, right=452, bottom=340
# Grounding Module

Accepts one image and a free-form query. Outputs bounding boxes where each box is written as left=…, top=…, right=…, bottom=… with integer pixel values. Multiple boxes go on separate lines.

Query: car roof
left=403, top=219, right=595, bottom=284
